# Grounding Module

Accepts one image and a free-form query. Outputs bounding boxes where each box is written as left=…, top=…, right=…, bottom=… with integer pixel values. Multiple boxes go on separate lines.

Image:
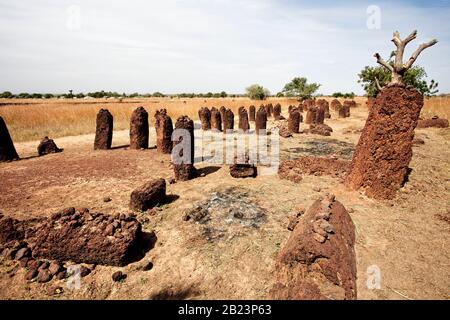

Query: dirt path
left=1, top=107, right=449, bottom=300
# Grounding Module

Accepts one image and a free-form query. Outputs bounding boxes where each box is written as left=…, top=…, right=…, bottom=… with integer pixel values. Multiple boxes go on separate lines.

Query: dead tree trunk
left=374, top=30, right=437, bottom=86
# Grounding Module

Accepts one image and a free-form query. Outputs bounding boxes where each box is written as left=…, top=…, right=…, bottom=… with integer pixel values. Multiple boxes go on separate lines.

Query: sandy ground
left=0, top=106, right=449, bottom=300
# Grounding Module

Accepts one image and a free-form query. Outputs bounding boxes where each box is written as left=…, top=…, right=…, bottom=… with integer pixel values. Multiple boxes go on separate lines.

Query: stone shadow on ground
left=196, top=165, right=221, bottom=176
left=127, top=231, right=158, bottom=265
left=148, top=284, right=201, bottom=300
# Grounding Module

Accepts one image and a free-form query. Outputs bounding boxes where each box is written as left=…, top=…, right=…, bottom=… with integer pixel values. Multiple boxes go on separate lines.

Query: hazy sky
left=0, top=0, right=449, bottom=95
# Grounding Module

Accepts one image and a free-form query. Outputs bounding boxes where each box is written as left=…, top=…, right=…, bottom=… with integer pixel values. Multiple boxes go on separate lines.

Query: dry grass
left=0, top=97, right=298, bottom=142
left=0, top=96, right=448, bottom=142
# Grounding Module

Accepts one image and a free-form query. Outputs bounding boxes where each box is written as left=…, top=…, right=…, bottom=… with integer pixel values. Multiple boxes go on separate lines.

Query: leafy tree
left=358, top=65, right=438, bottom=97
left=332, top=92, right=355, bottom=98
left=152, top=92, right=165, bottom=97
left=220, top=91, right=227, bottom=98
left=17, top=92, right=31, bottom=99
left=246, top=84, right=270, bottom=100
left=282, top=77, right=320, bottom=100
left=0, top=91, right=14, bottom=98
left=276, top=92, right=284, bottom=97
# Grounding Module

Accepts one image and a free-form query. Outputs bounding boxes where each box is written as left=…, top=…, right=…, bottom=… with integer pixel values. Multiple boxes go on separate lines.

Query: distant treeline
left=0, top=90, right=248, bottom=99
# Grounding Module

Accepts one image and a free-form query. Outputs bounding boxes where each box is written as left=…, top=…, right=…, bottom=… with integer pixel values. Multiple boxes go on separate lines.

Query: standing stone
left=130, top=107, right=149, bottom=149
left=273, top=103, right=282, bottom=120
left=317, top=99, right=330, bottom=118
left=210, top=107, right=222, bottom=132
left=266, top=103, right=273, bottom=118
left=198, top=107, right=211, bottom=131
left=331, top=99, right=342, bottom=111
left=219, top=106, right=226, bottom=129
left=238, top=107, right=250, bottom=132
left=255, top=106, right=267, bottom=135
left=338, top=104, right=350, bottom=118
left=315, top=106, right=325, bottom=124
left=303, top=99, right=315, bottom=111
left=344, top=100, right=357, bottom=108
left=288, top=111, right=301, bottom=134
left=94, top=109, right=113, bottom=150
left=249, top=105, right=256, bottom=121
left=223, top=109, right=234, bottom=133
left=155, top=109, right=173, bottom=154
left=346, top=84, right=423, bottom=199
left=0, top=116, right=19, bottom=162
left=37, top=137, right=62, bottom=156
left=130, top=178, right=167, bottom=211
left=270, top=195, right=356, bottom=300
left=305, top=107, right=317, bottom=124
left=173, top=116, right=196, bottom=181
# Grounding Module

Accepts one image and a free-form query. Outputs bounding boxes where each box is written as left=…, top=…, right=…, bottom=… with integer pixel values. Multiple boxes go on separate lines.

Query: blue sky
left=0, top=0, right=449, bottom=95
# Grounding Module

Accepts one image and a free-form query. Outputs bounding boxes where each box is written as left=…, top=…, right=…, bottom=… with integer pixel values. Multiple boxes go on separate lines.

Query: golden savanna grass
left=0, top=96, right=449, bottom=142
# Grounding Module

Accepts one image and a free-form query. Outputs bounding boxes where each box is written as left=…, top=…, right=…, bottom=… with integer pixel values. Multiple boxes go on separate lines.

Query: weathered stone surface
left=173, top=116, right=196, bottom=181
left=30, top=208, right=144, bottom=266
left=366, top=97, right=376, bottom=111
left=229, top=164, right=257, bottom=178
left=94, top=109, right=113, bottom=150
left=315, top=106, right=325, bottom=124
left=155, top=109, right=173, bottom=154
left=198, top=107, right=211, bottom=131
left=14, top=247, right=30, bottom=260
left=344, top=100, right=357, bottom=108
left=48, top=261, right=62, bottom=275
left=338, top=104, right=350, bottom=118
left=417, top=116, right=449, bottom=128
left=249, top=105, right=256, bottom=121
left=219, top=106, right=226, bottom=129
left=278, top=121, right=292, bottom=138
left=303, top=99, right=315, bottom=111
left=305, top=107, right=317, bottom=124
left=266, top=103, right=273, bottom=117
left=238, top=107, right=250, bottom=132
left=37, top=269, right=53, bottom=283
left=331, top=99, right=341, bottom=111
left=37, top=137, right=62, bottom=156
left=130, top=178, right=167, bottom=211
left=0, top=215, right=26, bottom=245
left=317, top=99, right=330, bottom=119
left=309, top=124, right=333, bottom=136
left=0, top=116, right=19, bottom=162
left=288, top=111, right=301, bottom=133
left=25, top=269, right=38, bottom=281
left=210, top=107, right=222, bottom=132
left=223, top=109, right=234, bottom=133
left=130, top=107, right=149, bottom=149
left=346, top=84, right=424, bottom=199
left=270, top=195, right=356, bottom=300
left=273, top=103, right=282, bottom=120
left=255, top=106, right=267, bottom=135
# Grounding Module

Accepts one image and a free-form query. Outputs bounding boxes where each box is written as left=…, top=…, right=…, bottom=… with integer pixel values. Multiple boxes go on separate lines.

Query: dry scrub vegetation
left=0, top=96, right=448, bottom=142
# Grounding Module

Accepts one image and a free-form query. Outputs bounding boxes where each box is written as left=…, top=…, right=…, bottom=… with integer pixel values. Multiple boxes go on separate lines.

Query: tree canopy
left=245, top=84, right=270, bottom=100
left=357, top=65, right=438, bottom=97
left=282, top=77, right=320, bottom=100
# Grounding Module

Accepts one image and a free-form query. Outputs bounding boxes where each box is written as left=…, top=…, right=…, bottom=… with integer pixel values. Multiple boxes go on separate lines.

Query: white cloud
left=0, top=0, right=448, bottom=94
